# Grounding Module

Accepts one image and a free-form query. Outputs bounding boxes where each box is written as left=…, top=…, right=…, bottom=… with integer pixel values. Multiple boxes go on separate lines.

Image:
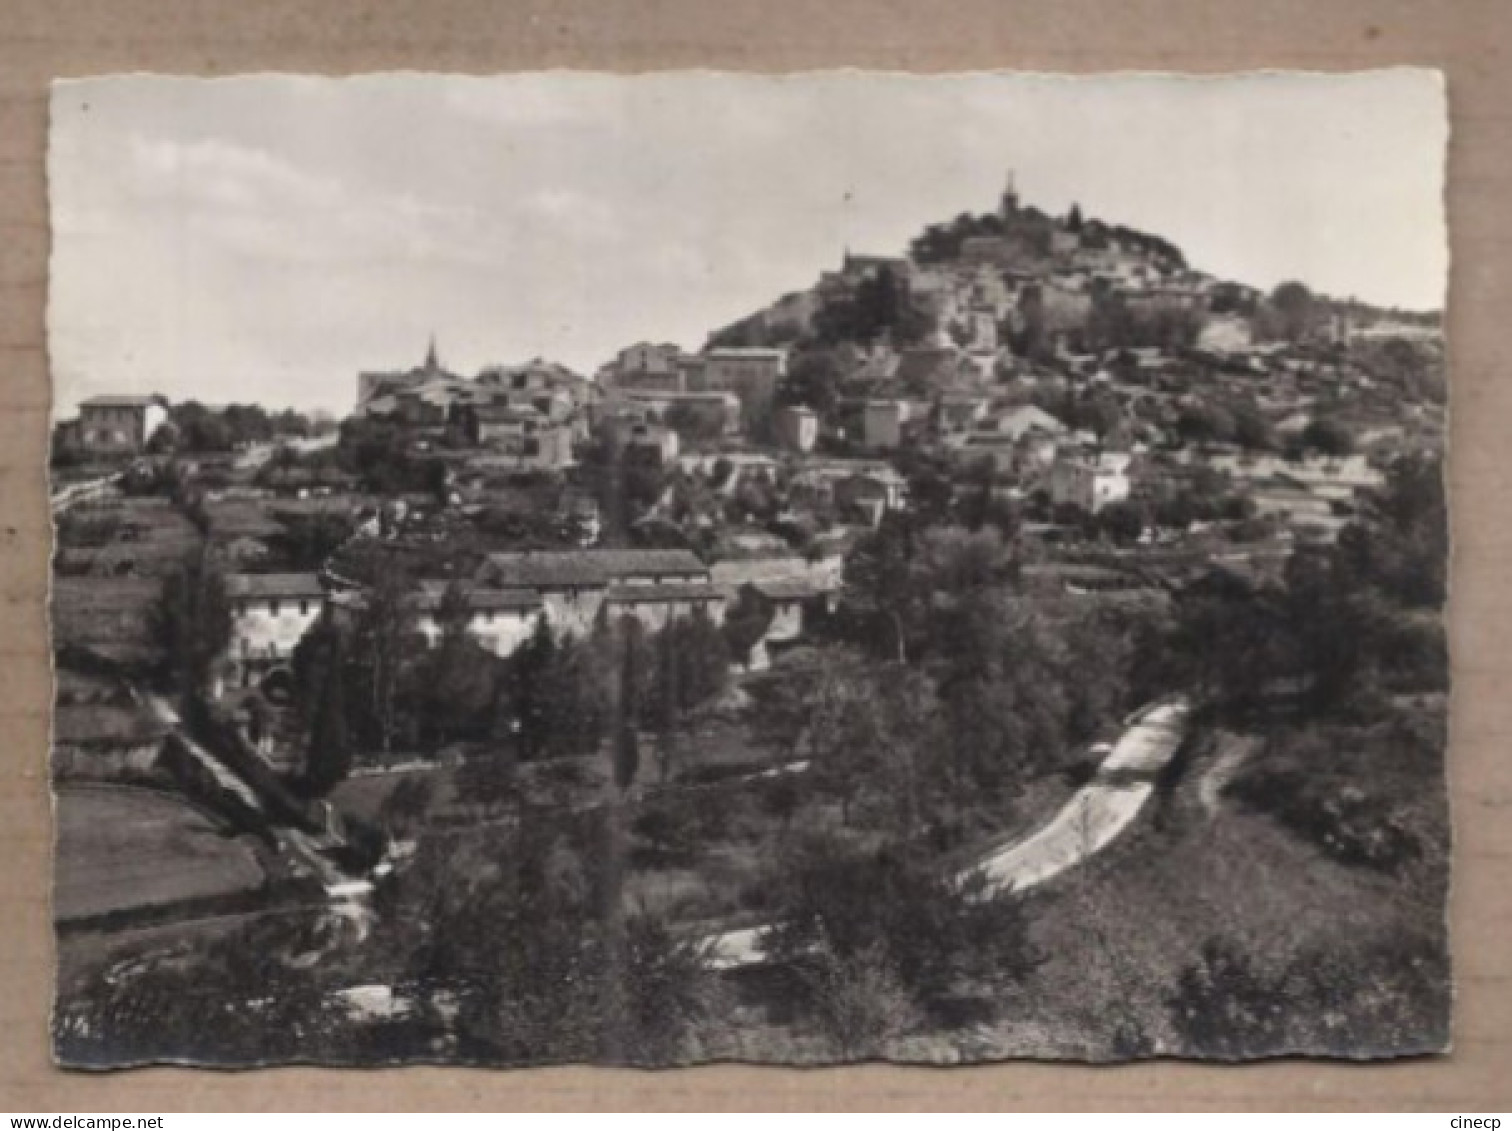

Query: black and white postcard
left=46, top=70, right=1450, bottom=1067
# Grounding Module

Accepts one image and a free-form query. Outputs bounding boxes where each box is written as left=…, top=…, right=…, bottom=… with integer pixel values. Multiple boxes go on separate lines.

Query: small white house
left=226, top=573, right=327, bottom=687
left=1047, top=452, right=1132, bottom=513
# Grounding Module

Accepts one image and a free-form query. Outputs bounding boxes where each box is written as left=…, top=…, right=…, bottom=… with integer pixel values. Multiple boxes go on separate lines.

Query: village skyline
left=47, top=70, right=1446, bottom=417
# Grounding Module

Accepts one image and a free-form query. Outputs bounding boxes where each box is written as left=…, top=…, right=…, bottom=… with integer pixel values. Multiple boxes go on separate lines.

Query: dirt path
left=706, top=697, right=1191, bottom=969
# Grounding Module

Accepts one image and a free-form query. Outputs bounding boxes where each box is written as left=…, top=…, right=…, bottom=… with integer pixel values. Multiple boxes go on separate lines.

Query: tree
left=764, top=832, right=1040, bottom=1012
left=800, top=653, right=941, bottom=836
left=415, top=583, right=499, bottom=744
left=801, top=940, right=920, bottom=1059
left=815, top=265, right=927, bottom=347
left=1078, top=395, right=1123, bottom=444
left=1167, top=938, right=1290, bottom=1058
left=268, top=508, right=356, bottom=572
left=145, top=419, right=180, bottom=454
left=1367, top=453, right=1448, bottom=608
left=801, top=655, right=888, bottom=827
left=722, top=585, right=776, bottom=669
left=842, top=514, right=928, bottom=664
left=506, top=616, right=559, bottom=760
left=1012, top=285, right=1052, bottom=361
left=612, top=721, right=640, bottom=792
left=918, top=524, right=1011, bottom=597
left=933, top=593, right=1071, bottom=813
left=1097, top=500, right=1147, bottom=546
left=378, top=775, right=434, bottom=837
left=647, top=609, right=729, bottom=733
left=1280, top=548, right=1388, bottom=715
left=1302, top=417, right=1355, bottom=457
left=1163, top=567, right=1291, bottom=716
left=1177, top=402, right=1236, bottom=445
left=348, top=559, right=417, bottom=753
left=1066, top=203, right=1084, bottom=233
left=302, top=626, right=352, bottom=794
left=779, top=349, right=843, bottom=416
left=1231, top=404, right=1276, bottom=452
left=148, top=547, right=233, bottom=709
left=1268, top=280, right=1318, bottom=343
left=369, top=814, right=720, bottom=1066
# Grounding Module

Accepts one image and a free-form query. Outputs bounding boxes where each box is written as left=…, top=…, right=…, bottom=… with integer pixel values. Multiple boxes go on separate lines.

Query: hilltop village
left=49, top=175, right=1450, bottom=1065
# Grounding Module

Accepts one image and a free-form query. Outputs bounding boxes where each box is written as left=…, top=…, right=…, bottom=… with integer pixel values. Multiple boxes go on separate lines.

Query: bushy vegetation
left=764, top=834, right=1040, bottom=1022
left=158, top=401, right=318, bottom=454
left=147, top=547, right=232, bottom=708
left=1140, top=453, right=1448, bottom=885
left=812, top=266, right=931, bottom=348
left=1166, top=932, right=1448, bottom=1059
left=364, top=815, right=725, bottom=1065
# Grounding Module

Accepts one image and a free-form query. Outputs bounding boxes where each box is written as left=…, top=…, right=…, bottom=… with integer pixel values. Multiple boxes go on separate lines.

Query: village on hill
left=49, top=172, right=1449, bottom=1066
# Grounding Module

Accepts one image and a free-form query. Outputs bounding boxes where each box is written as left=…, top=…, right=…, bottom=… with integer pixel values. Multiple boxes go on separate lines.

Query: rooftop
left=705, top=347, right=787, bottom=359
left=482, top=548, right=708, bottom=589
left=79, top=395, right=163, bottom=409
left=227, top=573, right=325, bottom=600
left=752, top=576, right=827, bottom=602
left=605, top=582, right=722, bottom=604
left=412, top=581, right=543, bottom=612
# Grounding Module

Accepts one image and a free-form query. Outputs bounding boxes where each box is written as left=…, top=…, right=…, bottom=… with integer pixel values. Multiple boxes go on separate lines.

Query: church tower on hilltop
left=424, top=333, right=440, bottom=373
left=999, top=169, right=1020, bottom=220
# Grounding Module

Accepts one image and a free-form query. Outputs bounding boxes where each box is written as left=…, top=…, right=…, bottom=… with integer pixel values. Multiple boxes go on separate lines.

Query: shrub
left=56, top=511, right=126, bottom=549
left=1226, top=748, right=1421, bottom=873
left=800, top=939, right=921, bottom=1059
left=1167, top=932, right=1449, bottom=1058
left=1166, top=938, right=1291, bottom=1059
left=763, top=833, right=1041, bottom=1010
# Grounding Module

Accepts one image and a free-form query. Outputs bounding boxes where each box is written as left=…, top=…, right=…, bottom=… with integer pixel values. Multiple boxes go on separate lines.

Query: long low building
left=226, top=549, right=733, bottom=690
left=476, top=548, right=723, bottom=637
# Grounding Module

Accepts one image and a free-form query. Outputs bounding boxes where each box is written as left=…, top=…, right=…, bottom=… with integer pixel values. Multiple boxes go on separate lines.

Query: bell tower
left=1000, top=169, right=1020, bottom=220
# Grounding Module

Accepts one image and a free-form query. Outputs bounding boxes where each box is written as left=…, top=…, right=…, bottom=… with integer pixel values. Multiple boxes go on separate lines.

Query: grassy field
left=50, top=576, right=162, bottom=665
left=54, top=784, right=267, bottom=923
left=202, top=497, right=285, bottom=541
left=951, top=716, right=1450, bottom=1061
left=55, top=497, right=202, bottom=578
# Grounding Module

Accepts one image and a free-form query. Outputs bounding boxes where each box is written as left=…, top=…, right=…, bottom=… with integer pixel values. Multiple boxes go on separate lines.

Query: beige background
left=1, top=0, right=1508, bottom=1112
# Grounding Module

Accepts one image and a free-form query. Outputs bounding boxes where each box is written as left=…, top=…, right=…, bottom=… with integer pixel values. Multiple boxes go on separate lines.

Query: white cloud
left=114, top=134, right=521, bottom=270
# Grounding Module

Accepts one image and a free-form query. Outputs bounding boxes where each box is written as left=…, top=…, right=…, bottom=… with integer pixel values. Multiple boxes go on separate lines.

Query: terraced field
left=50, top=576, right=160, bottom=665
left=54, top=784, right=266, bottom=923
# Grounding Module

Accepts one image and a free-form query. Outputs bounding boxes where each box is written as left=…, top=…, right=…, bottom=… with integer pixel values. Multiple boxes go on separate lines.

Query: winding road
left=706, top=696, right=1191, bottom=970
left=966, top=697, right=1190, bottom=896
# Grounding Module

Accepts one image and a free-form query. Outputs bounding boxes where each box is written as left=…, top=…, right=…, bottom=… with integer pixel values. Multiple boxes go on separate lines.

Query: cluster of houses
left=222, top=546, right=841, bottom=692
left=593, top=342, right=790, bottom=463
left=55, top=170, right=1444, bottom=757
left=356, top=341, right=596, bottom=470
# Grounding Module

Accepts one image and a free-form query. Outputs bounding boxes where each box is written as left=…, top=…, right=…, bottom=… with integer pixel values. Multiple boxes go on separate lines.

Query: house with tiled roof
left=477, top=548, right=719, bottom=635
left=77, top=394, right=169, bottom=455
left=225, top=573, right=327, bottom=688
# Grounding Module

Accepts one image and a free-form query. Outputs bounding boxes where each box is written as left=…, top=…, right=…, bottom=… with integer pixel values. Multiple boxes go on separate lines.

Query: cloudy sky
left=48, top=70, right=1446, bottom=416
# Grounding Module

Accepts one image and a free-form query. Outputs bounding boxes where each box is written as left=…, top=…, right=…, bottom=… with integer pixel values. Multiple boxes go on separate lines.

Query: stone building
left=76, top=395, right=169, bottom=455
